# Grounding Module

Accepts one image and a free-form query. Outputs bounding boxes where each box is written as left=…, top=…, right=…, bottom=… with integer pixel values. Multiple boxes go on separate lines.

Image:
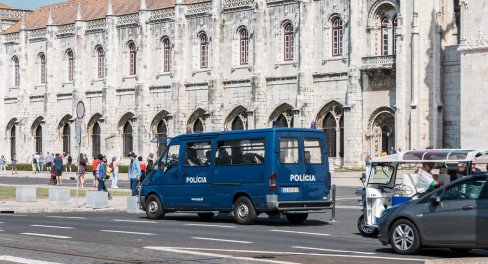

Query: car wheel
left=357, top=215, right=379, bottom=237
left=145, top=194, right=165, bottom=220
left=234, top=196, right=257, bottom=225
left=450, top=248, right=472, bottom=254
left=285, top=213, right=308, bottom=224
left=197, top=213, right=215, bottom=220
left=390, top=219, right=421, bottom=255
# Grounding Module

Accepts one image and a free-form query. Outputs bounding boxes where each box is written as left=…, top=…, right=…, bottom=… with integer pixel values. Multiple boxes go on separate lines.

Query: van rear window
left=304, top=138, right=323, bottom=164
left=280, top=137, right=299, bottom=164
left=215, top=138, right=265, bottom=166
left=185, top=141, right=212, bottom=167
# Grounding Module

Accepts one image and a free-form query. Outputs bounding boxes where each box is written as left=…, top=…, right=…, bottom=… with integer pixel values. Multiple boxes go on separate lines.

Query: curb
left=0, top=207, right=129, bottom=214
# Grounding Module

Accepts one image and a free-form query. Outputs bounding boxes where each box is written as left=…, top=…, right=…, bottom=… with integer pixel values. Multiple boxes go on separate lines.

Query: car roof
left=372, top=149, right=488, bottom=163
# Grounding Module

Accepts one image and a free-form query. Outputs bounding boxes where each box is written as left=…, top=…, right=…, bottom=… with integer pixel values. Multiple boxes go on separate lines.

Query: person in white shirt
left=416, top=162, right=444, bottom=197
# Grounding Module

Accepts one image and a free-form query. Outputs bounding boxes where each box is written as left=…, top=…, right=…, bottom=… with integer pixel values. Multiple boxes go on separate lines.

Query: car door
left=476, top=177, right=488, bottom=245
left=150, top=144, right=180, bottom=210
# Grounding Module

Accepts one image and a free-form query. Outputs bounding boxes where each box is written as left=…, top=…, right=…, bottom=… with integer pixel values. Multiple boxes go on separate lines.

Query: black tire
left=285, top=213, right=308, bottom=224
left=197, top=213, right=215, bottom=220
left=450, top=248, right=472, bottom=254
left=357, top=215, right=379, bottom=237
left=233, top=196, right=257, bottom=225
left=389, top=219, right=421, bottom=255
left=145, top=194, right=165, bottom=220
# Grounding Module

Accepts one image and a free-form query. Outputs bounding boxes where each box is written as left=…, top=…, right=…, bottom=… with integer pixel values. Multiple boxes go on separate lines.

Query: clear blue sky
left=2, top=0, right=69, bottom=10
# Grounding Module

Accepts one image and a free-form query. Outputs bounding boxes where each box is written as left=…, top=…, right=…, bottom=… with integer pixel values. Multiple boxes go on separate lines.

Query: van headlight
left=380, top=209, right=391, bottom=218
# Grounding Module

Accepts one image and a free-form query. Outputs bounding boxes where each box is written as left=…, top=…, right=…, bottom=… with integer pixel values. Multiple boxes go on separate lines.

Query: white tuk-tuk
left=356, top=149, right=488, bottom=237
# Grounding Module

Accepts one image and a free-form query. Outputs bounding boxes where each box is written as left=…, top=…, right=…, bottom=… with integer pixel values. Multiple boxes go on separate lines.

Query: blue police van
left=139, top=128, right=333, bottom=224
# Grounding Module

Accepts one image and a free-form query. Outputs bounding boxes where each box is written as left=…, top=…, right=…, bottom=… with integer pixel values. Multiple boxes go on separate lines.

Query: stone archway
left=269, top=103, right=295, bottom=127
left=367, top=107, right=395, bottom=157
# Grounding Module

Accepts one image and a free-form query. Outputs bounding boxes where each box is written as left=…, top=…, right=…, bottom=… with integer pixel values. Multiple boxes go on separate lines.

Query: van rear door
left=302, top=137, right=328, bottom=200
left=277, top=136, right=304, bottom=201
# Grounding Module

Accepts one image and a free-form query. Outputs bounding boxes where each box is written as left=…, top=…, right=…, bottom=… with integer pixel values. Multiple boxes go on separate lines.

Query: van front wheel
left=145, top=194, right=165, bottom=220
left=285, top=213, right=308, bottom=224
left=234, top=196, right=257, bottom=225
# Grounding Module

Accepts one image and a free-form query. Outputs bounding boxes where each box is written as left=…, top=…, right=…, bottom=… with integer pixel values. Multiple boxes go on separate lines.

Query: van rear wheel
left=197, top=213, right=215, bottom=220
left=234, top=196, right=257, bottom=225
left=145, top=194, right=165, bottom=220
left=285, top=213, right=308, bottom=224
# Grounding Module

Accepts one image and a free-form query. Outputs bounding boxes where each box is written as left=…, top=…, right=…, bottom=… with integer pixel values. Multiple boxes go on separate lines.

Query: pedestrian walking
left=32, top=154, right=37, bottom=174
left=53, top=153, right=64, bottom=186
left=39, top=152, right=45, bottom=173
left=97, top=155, right=112, bottom=199
left=46, top=152, right=53, bottom=173
left=11, top=154, right=18, bottom=175
left=34, top=152, right=41, bottom=173
left=0, top=155, right=6, bottom=175
left=138, top=156, right=146, bottom=183
left=111, top=157, right=119, bottom=189
left=365, top=154, right=372, bottom=179
left=66, top=153, right=72, bottom=173
left=78, top=153, right=86, bottom=189
left=146, top=153, right=155, bottom=175
left=92, top=155, right=99, bottom=188
left=128, top=152, right=141, bottom=196
left=389, top=146, right=397, bottom=155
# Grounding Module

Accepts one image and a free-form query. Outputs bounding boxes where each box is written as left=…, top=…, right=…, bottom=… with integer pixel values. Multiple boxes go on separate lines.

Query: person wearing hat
left=128, top=152, right=141, bottom=196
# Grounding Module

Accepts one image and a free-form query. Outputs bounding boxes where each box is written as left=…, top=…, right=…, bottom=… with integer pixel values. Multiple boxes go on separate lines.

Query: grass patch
left=0, top=186, right=131, bottom=199
left=334, top=167, right=365, bottom=172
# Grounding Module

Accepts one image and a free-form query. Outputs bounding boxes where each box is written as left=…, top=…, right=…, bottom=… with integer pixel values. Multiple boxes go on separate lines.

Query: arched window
left=13, top=57, right=19, bottom=86
left=67, top=50, right=74, bottom=81
left=163, top=38, right=171, bottom=72
left=97, top=47, right=104, bottom=79
left=339, top=116, right=344, bottom=158
left=332, top=17, right=343, bottom=56
left=123, top=122, right=133, bottom=157
left=10, top=125, right=16, bottom=157
left=35, top=125, right=43, bottom=153
left=277, top=114, right=289, bottom=128
left=92, top=122, right=101, bottom=157
left=231, top=116, right=244, bottom=130
left=62, top=124, right=71, bottom=154
left=40, top=54, right=46, bottom=84
left=129, top=43, right=137, bottom=75
left=393, top=16, right=398, bottom=55
left=193, top=119, right=204, bottom=133
left=323, top=113, right=336, bottom=157
left=156, top=120, right=167, bottom=158
left=381, top=17, right=390, bottom=56
left=200, top=33, right=208, bottom=68
left=284, top=23, right=294, bottom=61
left=240, top=28, right=249, bottom=65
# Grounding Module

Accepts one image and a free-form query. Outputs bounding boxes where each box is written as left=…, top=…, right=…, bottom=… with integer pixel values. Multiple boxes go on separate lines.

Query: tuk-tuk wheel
left=357, top=215, right=378, bottom=237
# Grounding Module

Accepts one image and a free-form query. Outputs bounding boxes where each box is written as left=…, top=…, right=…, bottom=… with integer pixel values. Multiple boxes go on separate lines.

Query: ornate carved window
left=284, top=23, right=294, bottom=61
left=332, top=18, right=343, bottom=56
left=40, top=53, right=46, bottom=84
left=67, top=50, right=74, bottom=81
left=97, top=47, right=104, bottom=79
left=393, top=15, right=397, bottom=55
left=381, top=17, right=390, bottom=56
left=12, top=56, right=19, bottom=86
left=200, top=33, right=208, bottom=68
left=240, top=28, right=249, bottom=65
left=163, top=38, right=171, bottom=72
left=129, top=43, right=137, bottom=75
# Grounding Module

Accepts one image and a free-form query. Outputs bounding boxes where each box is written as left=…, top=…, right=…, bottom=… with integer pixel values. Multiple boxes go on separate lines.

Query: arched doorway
left=368, top=108, right=395, bottom=157
left=123, top=122, right=133, bottom=157
left=10, top=125, right=16, bottom=156
left=156, top=120, right=167, bottom=158
left=317, top=103, right=344, bottom=159
left=62, top=124, right=71, bottom=154
left=231, top=116, right=244, bottom=130
left=35, top=125, right=42, bottom=153
left=193, top=119, right=204, bottom=133
left=92, top=122, right=101, bottom=157
left=323, top=113, right=336, bottom=157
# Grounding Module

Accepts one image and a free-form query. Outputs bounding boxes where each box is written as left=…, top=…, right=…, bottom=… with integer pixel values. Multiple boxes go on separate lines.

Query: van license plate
left=281, top=187, right=299, bottom=193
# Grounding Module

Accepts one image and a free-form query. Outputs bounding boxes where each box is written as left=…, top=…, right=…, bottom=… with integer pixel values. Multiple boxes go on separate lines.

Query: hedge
left=5, top=164, right=129, bottom=173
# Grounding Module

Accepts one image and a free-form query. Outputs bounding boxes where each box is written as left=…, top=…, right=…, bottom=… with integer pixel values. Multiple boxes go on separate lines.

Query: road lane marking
left=145, top=247, right=427, bottom=262
left=335, top=197, right=361, bottom=201
left=0, top=222, right=4, bottom=224
left=335, top=206, right=361, bottom=209
left=101, top=230, right=156, bottom=236
left=112, top=219, right=158, bottom=224
left=292, top=246, right=375, bottom=255
left=184, top=223, right=235, bottom=228
left=46, top=216, right=87, bottom=219
left=30, top=225, right=75, bottom=229
left=192, top=237, right=252, bottom=244
left=20, top=233, right=72, bottom=239
left=269, top=230, right=330, bottom=236
left=145, top=247, right=296, bottom=264
left=0, top=256, right=62, bottom=264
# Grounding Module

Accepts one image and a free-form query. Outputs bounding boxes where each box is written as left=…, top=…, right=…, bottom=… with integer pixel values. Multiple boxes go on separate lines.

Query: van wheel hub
left=149, top=201, right=158, bottom=214
left=237, top=203, right=249, bottom=219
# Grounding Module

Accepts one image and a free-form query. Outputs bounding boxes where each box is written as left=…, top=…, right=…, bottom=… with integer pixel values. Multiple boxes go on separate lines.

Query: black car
left=378, top=173, right=488, bottom=254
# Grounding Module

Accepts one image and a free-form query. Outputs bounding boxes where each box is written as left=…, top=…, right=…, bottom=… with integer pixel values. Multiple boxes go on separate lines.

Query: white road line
left=145, top=247, right=427, bottom=262
left=30, top=225, right=75, bottom=229
left=335, top=197, right=361, bottom=201
left=0, top=222, right=4, bottom=224
left=112, top=219, right=158, bottom=224
left=335, top=205, right=361, bottom=209
left=101, top=230, right=156, bottom=236
left=192, top=237, right=252, bottom=244
left=145, top=247, right=296, bottom=264
left=0, top=214, right=26, bottom=217
left=269, top=230, right=331, bottom=236
left=292, top=246, right=375, bottom=255
left=46, top=216, right=87, bottom=219
left=0, top=255, right=62, bottom=264
left=20, top=233, right=72, bottom=239
left=184, top=223, right=235, bottom=228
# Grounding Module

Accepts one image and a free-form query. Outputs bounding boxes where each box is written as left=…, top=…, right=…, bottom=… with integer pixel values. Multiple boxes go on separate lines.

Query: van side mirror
left=430, top=194, right=441, bottom=205
left=361, top=173, right=366, bottom=183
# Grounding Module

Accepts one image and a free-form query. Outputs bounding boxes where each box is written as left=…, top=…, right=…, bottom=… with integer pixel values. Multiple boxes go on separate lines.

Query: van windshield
left=368, top=165, right=394, bottom=184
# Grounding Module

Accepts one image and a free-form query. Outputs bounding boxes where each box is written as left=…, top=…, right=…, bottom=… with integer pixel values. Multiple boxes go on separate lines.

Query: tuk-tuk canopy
left=372, top=149, right=488, bottom=164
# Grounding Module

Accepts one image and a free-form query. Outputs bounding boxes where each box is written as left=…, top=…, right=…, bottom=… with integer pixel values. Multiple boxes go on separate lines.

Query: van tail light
left=326, top=172, right=331, bottom=190
left=269, top=172, right=277, bottom=191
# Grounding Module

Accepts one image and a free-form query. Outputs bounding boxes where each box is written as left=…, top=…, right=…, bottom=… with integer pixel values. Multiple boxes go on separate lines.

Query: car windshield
left=368, top=165, right=395, bottom=184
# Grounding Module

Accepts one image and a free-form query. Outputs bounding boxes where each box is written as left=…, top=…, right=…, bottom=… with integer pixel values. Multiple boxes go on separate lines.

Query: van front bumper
left=266, top=195, right=333, bottom=212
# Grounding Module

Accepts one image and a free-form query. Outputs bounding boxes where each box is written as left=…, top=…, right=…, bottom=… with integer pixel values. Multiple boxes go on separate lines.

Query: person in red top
left=92, top=156, right=99, bottom=188
left=138, top=156, right=146, bottom=183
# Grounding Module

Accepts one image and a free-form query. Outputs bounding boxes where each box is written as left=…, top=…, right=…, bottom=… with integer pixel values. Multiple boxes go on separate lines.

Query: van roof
left=173, top=128, right=323, bottom=141
left=372, top=149, right=488, bottom=163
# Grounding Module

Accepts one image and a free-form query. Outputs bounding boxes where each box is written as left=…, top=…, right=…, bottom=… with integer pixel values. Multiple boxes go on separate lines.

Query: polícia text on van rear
left=290, top=174, right=316, bottom=182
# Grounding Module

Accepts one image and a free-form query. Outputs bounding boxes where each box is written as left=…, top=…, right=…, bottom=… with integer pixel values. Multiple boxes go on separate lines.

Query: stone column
left=104, top=10, right=118, bottom=157
left=138, top=6, right=151, bottom=157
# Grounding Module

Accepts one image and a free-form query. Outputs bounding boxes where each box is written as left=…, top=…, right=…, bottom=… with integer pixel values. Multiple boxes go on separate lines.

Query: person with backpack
left=97, top=155, right=112, bottom=199
left=128, top=152, right=141, bottom=196
left=66, top=153, right=72, bottom=173
left=32, top=154, right=37, bottom=174
left=53, top=153, right=64, bottom=186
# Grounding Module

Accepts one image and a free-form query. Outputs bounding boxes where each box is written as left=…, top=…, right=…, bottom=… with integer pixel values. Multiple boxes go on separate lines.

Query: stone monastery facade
left=0, top=0, right=486, bottom=167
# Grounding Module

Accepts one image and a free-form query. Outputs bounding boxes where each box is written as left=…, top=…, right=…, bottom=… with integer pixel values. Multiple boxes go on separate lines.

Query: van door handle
left=171, top=173, right=178, bottom=177
left=182, top=173, right=189, bottom=177
left=462, top=205, right=474, bottom=210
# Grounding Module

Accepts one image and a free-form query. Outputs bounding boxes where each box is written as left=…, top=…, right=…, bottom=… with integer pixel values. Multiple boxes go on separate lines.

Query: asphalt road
left=1, top=187, right=487, bottom=264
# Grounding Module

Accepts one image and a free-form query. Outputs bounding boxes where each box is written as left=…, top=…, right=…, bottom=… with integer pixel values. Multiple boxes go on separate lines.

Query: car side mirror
left=430, top=194, right=441, bottom=205
left=360, top=173, right=366, bottom=183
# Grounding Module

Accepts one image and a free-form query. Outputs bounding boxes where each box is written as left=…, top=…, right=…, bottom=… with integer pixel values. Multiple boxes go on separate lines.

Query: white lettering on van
left=186, top=177, right=207, bottom=184
left=191, top=198, right=204, bottom=202
left=290, top=174, right=316, bottom=182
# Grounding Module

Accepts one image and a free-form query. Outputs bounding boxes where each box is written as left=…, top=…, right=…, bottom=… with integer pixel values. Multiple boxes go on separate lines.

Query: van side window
left=215, top=138, right=265, bottom=166
left=280, top=137, right=299, bottom=164
left=185, top=141, right=212, bottom=167
left=164, top=145, right=180, bottom=171
left=304, top=138, right=324, bottom=164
